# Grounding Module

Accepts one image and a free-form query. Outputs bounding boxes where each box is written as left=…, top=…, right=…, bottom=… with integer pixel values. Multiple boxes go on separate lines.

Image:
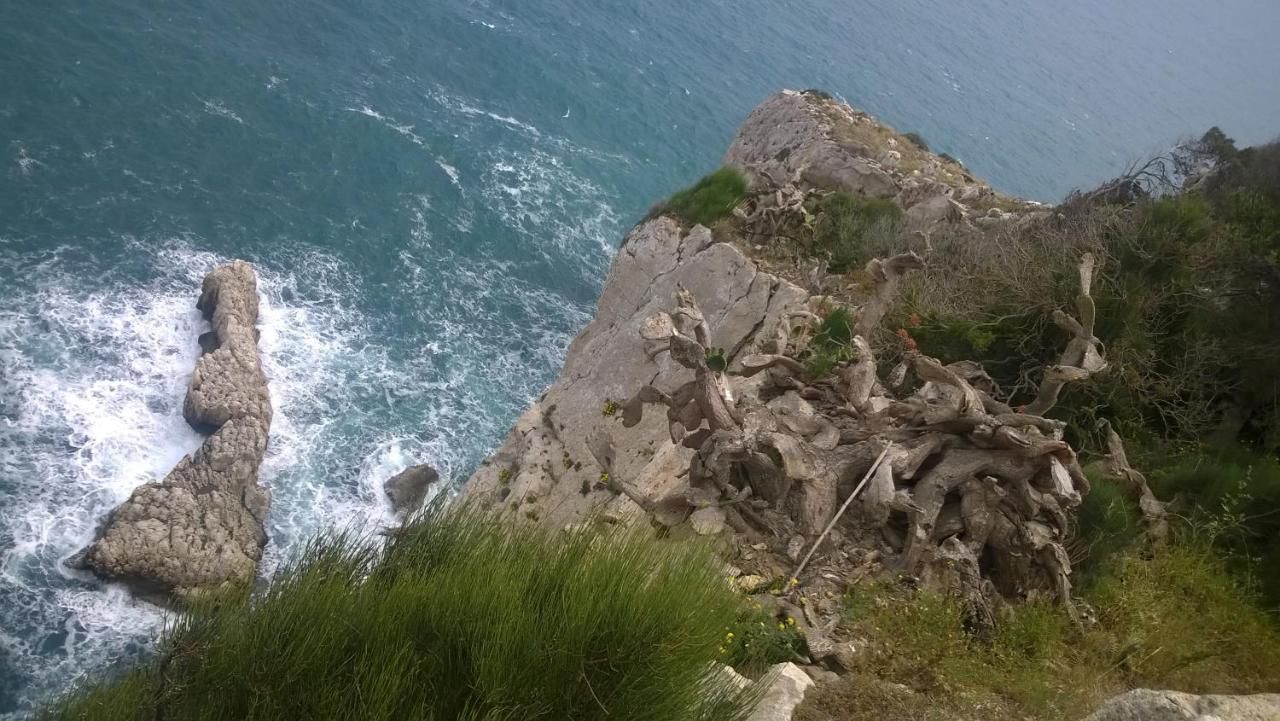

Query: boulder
left=748, top=662, right=814, bottom=721
left=72, top=260, right=273, bottom=602
left=1084, top=690, right=1280, bottom=721
left=384, top=463, right=440, bottom=515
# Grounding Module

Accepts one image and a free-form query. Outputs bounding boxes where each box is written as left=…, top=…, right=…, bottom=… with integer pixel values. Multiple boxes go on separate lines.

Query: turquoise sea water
left=1, top=0, right=1278, bottom=714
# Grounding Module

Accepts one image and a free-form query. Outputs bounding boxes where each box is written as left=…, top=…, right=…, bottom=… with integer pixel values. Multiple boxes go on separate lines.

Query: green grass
left=796, top=540, right=1280, bottom=721
left=810, top=192, right=902, bottom=272
left=801, top=307, right=857, bottom=378
left=45, top=505, right=756, bottom=721
left=656, top=167, right=748, bottom=227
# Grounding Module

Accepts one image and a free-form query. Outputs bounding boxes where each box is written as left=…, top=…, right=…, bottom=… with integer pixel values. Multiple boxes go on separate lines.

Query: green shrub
left=902, top=132, right=930, bottom=152
left=1148, top=448, right=1280, bottom=605
left=657, top=167, right=748, bottom=227
left=801, top=307, right=857, bottom=378
left=810, top=193, right=902, bottom=272
left=45, top=506, right=755, bottom=721
left=722, top=604, right=807, bottom=677
left=1072, top=473, right=1144, bottom=575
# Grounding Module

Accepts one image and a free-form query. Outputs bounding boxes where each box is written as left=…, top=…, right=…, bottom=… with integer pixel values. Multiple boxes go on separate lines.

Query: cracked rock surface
left=462, top=220, right=809, bottom=526
left=72, top=260, right=272, bottom=602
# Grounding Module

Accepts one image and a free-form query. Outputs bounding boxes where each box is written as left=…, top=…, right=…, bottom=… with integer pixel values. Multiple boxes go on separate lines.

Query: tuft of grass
left=45, top=505, right=756, bottom=721
left=656, top=167, right=748, bottom=227
left=802, top=307, right=857, bottom=378
left=810, top=193, right=902, bottom=273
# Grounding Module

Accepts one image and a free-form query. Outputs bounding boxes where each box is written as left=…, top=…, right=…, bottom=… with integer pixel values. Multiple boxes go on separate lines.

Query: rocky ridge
left=71, top=260, right=272, bottom=601
left=461, top=91, right=1092, bottom=611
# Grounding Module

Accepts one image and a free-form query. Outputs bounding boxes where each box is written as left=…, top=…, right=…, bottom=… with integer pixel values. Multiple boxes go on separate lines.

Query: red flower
left=896, top=328, right=918, bottom=352
left=907, top=313, right=922, bottom=327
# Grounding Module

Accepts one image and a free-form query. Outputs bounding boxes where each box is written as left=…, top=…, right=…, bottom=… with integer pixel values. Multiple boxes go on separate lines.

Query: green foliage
left=901, top=132, right=930, bottom=152
left=804, top=539, right=1280, bottom=720
left=1086, top=542, right=1280, bottom=693
left=890, top=140, right=1280, bottom=453
left=657, top=167, right=748, bottom=227
left=1199, top=126, right=1239, bottom=164
left=1147, top=448, right=1280, bottom=605
left=810, top=193, right=902, bottom=272
left=1072, top=473, right=1143, bottom=575
left=704, top=347, right=728, bottom=372
left=45, top=506, right=755, bottom=721
left=801, top=307, right=857, bottom=378
left=722, top=604, right=807, bottom=677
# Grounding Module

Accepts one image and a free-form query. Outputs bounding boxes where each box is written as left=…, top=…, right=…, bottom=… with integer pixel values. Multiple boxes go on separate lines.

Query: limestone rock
left=461, top=219, right=809, bottom=527
left=724, top=90, right=898, bottom=198
left=384, top=463, right=440, bottom=515
left=1084, top=689, right=1280, bottom=721
left=748, top=662, right=814, bottom=721
left=73, top=260, right=272, bottom=601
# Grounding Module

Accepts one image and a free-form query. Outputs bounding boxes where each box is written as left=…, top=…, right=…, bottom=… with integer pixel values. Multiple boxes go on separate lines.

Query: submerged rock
left=1085, top=689, right=1280, bottom=721
left=384, top=463, right=440, bottom=515
left=72, top=260, right=272, bottom=602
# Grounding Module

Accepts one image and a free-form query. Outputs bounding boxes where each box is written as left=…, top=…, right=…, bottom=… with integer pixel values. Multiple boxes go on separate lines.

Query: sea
left=2, top=0, right=1278, bottom=714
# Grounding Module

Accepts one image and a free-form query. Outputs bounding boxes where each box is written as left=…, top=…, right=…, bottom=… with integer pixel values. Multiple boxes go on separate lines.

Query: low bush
left=656, top=167, right=748, bottom=227
left=45, top=506, right=755, bottom=721
left=800, top=307, right=857, bottom=378
left=722, top=603, right=807, bottom=677
left=810, top=192, right=902, bottom=272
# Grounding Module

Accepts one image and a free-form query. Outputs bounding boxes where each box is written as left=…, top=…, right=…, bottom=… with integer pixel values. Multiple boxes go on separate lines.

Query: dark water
left=2, top=0, right=1277, bottom=715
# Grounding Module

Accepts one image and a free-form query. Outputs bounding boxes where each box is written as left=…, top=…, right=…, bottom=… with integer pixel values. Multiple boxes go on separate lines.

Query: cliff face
left=462, top=218, right=810, bottom=527
left=462, top=90, right=1039, bottom=530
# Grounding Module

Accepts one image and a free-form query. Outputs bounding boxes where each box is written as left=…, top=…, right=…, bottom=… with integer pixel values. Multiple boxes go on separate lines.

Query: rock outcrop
left=72, top=261, right=272, bottom=601
left=384, top=463, right=440, bottom=515
left=724, top=91, right=899, bottom=199
left=463, top=220, right=811, bottom=528
left=724, top=90, right=1043, bottom=241
left=1085, top=689, right=1280, bottom=721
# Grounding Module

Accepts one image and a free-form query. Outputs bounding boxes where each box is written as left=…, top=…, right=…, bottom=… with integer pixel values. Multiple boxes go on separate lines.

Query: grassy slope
left=46, top=507, right=758, bottom=721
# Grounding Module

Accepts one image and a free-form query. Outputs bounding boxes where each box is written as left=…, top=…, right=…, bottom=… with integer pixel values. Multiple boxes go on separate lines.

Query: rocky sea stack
left=71, top=260, right=272, bottom=601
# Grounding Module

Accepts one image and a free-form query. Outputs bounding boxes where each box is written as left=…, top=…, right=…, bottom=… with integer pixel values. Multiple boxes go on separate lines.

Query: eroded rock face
left=462, top=220, right=809, bottom=527
left=72, top=260, right=272, bottom=601
left=1084, top=689, right=1280, bottom=721
left=724, top=90, right=898, bottom=198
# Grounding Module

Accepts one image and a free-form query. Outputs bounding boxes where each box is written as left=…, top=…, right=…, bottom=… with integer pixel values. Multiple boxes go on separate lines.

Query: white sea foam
left=0, top=248, right=214, bottom=716
left=482, top=146, right=619, bottom=263
left=200, top=99, right=244, bottom=124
